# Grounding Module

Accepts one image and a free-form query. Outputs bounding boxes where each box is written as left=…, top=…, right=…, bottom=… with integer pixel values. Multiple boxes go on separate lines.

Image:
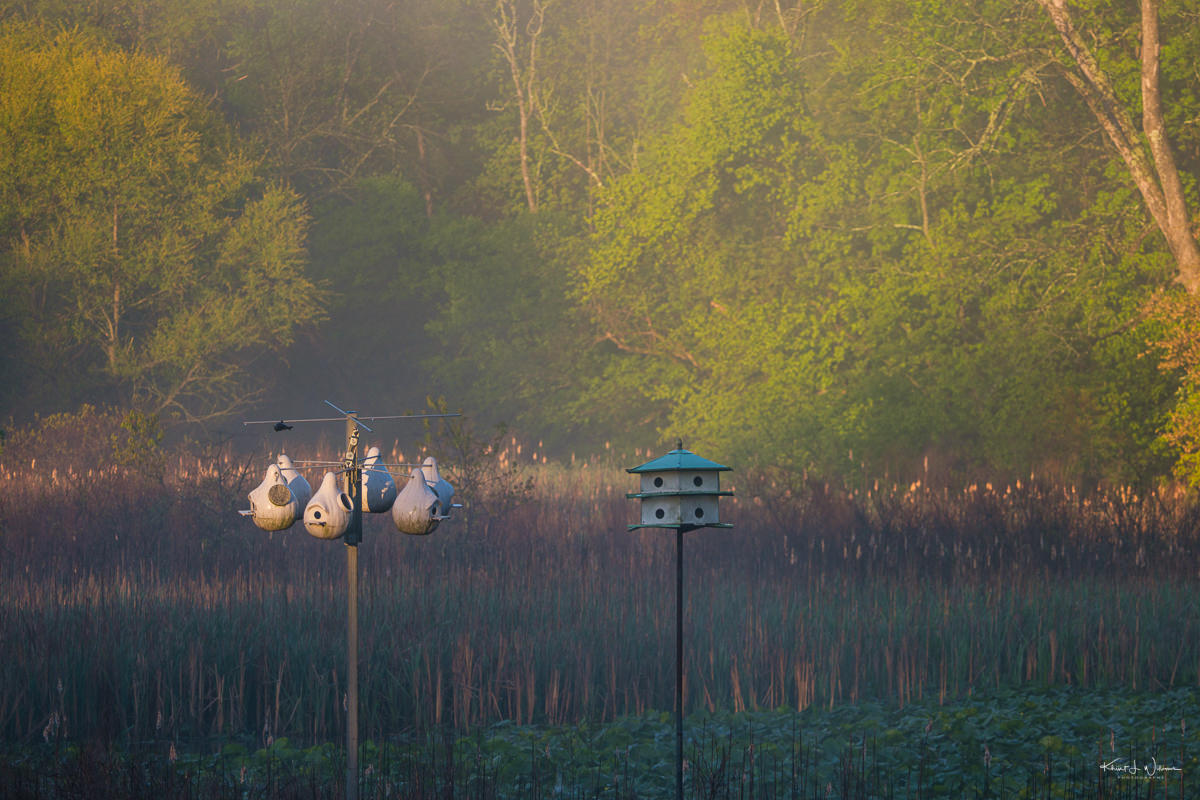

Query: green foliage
left=110, top=409, right=164, bottom=471
left=574, top=7, right=1188, bottom=483
left=0, top=0, right=1199, bottom=484
left=1145, top=289, right=1200, bottom=487
left=0, top=21, right=324, bottom=421
left=2, top=405, right=134, bottom=472
left=422, top=209, right=598, bottom=444
left=5, top=683, right=1198, bottom=797
left=578, top=22, right=852, bottom=467
left=218, top=0, right=475, bottom=199
left=288, top=176, right=440, bottom=412
left=296, top=177, right=591, bottom=434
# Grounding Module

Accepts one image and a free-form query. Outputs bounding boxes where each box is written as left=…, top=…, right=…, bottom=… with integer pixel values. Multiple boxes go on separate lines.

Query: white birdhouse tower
left=627, top=440, right=732, bottom=530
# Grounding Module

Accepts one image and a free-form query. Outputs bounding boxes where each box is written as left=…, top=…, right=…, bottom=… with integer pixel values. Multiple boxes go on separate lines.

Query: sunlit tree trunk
left=1037, top=0, right=1200, bottom=292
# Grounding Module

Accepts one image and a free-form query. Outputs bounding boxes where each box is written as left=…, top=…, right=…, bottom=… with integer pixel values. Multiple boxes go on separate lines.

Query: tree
left=807, top=0, right=1179, bottom=482
left=425, top=210, right=590, bottom=441
left=0, top=22, right=324, bottom=421
left=489, top=0, right=546, bottom=212
left=576, top=21, right=858, bottom=467
left=574, top=8, right=1181, bottom=482
left=216, top=0, right=432, bottom=200
left=1032, top=0, right=1200, bottom=481
left=1, top=0, right=488, bottom=209
left=475, top=0, right=758, bottom=219
left=1035, top=0, right=1200, bottom=292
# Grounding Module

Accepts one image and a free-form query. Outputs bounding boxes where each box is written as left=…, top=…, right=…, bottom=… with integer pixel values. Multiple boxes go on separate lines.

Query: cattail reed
left=1, top=410, right=1198, bottom=753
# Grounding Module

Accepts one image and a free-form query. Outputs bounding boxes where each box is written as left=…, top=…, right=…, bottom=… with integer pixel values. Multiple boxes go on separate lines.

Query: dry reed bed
left=2, top=427, right=1199, bottom=750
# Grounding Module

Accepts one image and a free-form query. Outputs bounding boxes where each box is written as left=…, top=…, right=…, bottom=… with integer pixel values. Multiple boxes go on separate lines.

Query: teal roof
left=627, top=447, right=731, bottom=474
left=628, top=522, right=733, bottom=531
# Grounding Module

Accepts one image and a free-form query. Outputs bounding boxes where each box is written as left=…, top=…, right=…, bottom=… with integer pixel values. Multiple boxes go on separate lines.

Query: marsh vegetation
left=1, top=411, right=1197, bottom=797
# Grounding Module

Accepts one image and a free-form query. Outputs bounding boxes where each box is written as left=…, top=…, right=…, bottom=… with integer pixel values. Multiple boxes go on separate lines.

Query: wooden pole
left=346, top=542, right=359, bottom=800
left=344, top=414, right=362, bottom=800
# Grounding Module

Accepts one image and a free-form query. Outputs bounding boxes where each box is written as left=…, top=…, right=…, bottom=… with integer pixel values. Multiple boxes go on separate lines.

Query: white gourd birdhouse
left=304, top=471, right=353, bottom=540
left=627, top=442, right=732, bottom=530
left=392, top=467, right=440, bottom=535
left=247, top=464, right=301, bottom=531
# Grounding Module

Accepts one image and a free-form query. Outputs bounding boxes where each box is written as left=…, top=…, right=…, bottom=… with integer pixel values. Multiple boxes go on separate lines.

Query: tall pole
left=625, top=442, right=731, bottom=800
left=346, top=542, right=359, bottom=800
left=344, top=414, right=362, bottom=800
left=675, top=527, right=684, bottom=800
left=243, top=403, right=461, bottom=800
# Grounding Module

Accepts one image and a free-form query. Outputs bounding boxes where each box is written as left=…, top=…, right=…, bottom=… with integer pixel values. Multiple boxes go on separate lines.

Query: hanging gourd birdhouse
left=304, top=471, right=354, bottom=540
left=246, top=464, right=302, bottom=532
left=627, top=441, right=732, bottom=530
left=362, top=446, right=398, bottom=513
left=392, top=467, right=441, bottom=535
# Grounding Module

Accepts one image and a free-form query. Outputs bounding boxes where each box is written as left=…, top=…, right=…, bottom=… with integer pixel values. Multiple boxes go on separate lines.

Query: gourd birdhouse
left=392, top=467, right=440, bottom=536
left=304, top=471, right=353, bottom=540
left=627, top=441, right=732, bottom=530
left=362, top=446, right=398, bottom=513
left=247, top=464, right=301, bottom=532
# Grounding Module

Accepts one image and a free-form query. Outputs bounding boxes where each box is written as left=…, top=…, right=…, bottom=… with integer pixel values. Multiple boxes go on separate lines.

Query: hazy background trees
left=0, top=21, right=323, bottom=421
left=1, top=0, right=1198, bottom=487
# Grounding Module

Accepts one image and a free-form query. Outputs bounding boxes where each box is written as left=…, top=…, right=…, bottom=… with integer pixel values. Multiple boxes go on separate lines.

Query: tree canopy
left=0, top=21, right=323, bottom=421
left=2, top=0, right=1199, bottom=486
